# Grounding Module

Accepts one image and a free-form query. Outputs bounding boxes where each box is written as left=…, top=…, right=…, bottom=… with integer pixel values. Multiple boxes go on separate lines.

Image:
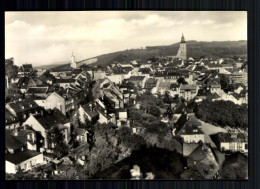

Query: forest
left=194, top=100, right=248, bottom=129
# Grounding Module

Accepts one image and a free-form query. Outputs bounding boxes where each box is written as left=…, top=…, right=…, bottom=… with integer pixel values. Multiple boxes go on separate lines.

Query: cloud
left=5, top=12, right=247, bottom=66
left=192, top=19, right=215, bottom=25
left=213, top=22, right=233, bottom=29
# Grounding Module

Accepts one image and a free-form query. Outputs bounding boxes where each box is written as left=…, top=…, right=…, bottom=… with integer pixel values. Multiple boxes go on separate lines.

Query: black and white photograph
left=5, top=11, right=248, bottom=180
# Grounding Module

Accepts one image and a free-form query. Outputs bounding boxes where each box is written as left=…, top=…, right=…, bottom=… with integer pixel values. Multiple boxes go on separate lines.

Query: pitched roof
left=56, top=79, right=75, bottom=83
left=158, top=81, right=171, bottom=89
left=231, top=83, right=246, bottom=90
left=128, top=76, right=145, bottom=82
left=74, top=128, right=88, bottom=136
left=174, top=113, right=189, bottom=134
left=5, top=150, right=41, bottom=164
left=33, top=109, right=69, bottom=130
left=138, top=68, right=151, bottom=74
left=188, top=143, right=212, bottom=161
left=6, top=99, right=40, bottom=114
left=22, top=64, right=33, bottom=69
left=5, top=130, right=25, bottom=150
left=5, top=108, right=18, bottom=124
left=206, top=92, right=220, bottom=100
left=26, top=87, right=48, bottom=94
left=15, top=129, right=35, bottom=145
left=180, top=84, right=198, bottom=91
left=183, top=143, right=200, bottom=157
left=170, top=83, right=180, bottom=89
left=81, top=104, right=99, bottom=118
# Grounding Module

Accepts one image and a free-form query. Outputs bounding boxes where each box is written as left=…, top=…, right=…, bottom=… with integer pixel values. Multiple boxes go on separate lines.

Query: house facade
left=179, top=84, right=199, bottom=100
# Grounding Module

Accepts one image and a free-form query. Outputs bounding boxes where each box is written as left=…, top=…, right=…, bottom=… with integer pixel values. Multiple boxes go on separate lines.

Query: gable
left=23, top=115, right=47, bottom=138
left=47, top=92, right=64, bottom=101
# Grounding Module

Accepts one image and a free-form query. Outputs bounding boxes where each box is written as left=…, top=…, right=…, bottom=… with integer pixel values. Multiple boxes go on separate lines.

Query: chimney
left=230, top=132, right=238, bottom=139
left=13, top=129, right=18, bottom=136
left=89, top=103, right=93, bottom=111
left=32, top=133, right=35, bottom=143
left=41, top=110, right=44, bottom=116
left=6, top=75, right=9, bottom=89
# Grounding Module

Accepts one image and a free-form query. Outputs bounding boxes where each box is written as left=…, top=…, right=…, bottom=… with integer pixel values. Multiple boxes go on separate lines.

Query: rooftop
left=180, top=84, right=198, bottom=91
left=33, top=109, right=69, bottom=130
left=6, top=99, right=40, bottom=114
left=128, top=76, right=145, bottom=81
left=5, top=130, right=25, bottom=150
left=26, top=87, right=49, bottom=94
left=6, top=150, right=41, bottom=165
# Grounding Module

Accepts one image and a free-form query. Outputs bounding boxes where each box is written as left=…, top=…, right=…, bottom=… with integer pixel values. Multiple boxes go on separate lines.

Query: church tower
left=70, top=51, right=77, bottom=69
left=176, top=33, right=187, bottom=60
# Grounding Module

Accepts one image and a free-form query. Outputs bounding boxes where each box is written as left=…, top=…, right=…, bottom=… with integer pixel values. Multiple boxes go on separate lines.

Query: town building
left=210, top=132, right=248, bottom=153
left=179, top=84, right=199, bottom=100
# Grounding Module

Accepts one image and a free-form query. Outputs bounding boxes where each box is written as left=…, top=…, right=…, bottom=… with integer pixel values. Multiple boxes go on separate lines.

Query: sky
left=5, top=11, right=247, bottom=66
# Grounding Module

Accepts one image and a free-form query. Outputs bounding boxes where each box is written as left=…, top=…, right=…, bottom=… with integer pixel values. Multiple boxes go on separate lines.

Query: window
left=229, top=143, right=235, bottom=151
left=237, top=143, right=243, bottom=151
left=245, top=143, right=248, bottom=150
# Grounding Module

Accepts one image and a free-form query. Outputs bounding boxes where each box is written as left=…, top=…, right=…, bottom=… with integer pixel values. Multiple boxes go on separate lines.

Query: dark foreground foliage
left=92, top=146, right=186, bottom=179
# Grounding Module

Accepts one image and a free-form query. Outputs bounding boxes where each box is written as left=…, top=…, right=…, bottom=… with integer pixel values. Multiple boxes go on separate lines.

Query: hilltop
left=48, top=40, right=247, bottom=70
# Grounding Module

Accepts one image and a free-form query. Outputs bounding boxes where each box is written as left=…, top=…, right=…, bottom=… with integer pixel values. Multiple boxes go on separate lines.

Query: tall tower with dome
left=176, top=33, right=187, bottom=60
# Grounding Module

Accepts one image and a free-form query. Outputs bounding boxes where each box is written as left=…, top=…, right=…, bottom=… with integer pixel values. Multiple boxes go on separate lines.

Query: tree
left=194, top=100, right=248, bottom=129
left=220, top=75, right=230, bottom=90
left=163, top=92, right=172, bottom=104
left=233, top=55, right=239, bottom=61
left=85, top=122, right=119, bottom=176
left=47, top=126, right=69, bottom=158
left=177, top=77, right=188, bottom=85
left=5, top=85, right=22, bottom=102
